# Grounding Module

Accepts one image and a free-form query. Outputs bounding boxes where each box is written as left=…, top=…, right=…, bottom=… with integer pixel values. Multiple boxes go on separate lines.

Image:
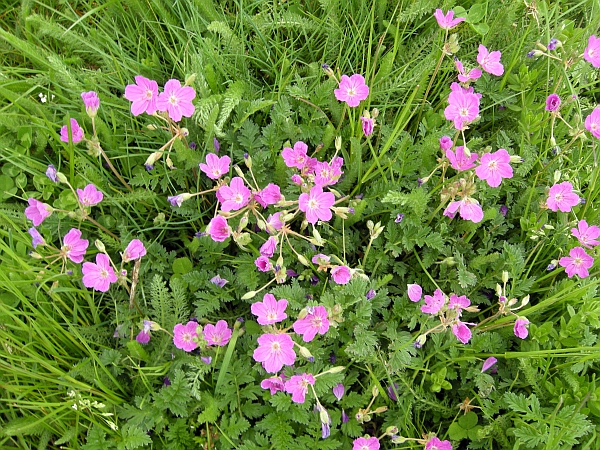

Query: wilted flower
left=481, top=357, right=498, bottom=372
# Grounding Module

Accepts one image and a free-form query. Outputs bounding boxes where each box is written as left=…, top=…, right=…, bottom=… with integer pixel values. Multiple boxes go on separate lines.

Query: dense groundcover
left=1, top=0, right=600, bottom=448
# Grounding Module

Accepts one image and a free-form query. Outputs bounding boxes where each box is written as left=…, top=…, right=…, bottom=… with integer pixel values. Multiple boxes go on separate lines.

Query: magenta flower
left=82, top=253, right=117, bottom=292
left=444, top=87, right=480, bottom=130
left=331, top=265, right=351, bottom=284
left=284, top=373, right=315, bottom=403
left=122, top=239, right=146, bottom=262
left=314, top=157, right=344, bottom=188
left=136, top=320, right=155, bottom=345
left=259, top=236, right=278, bottom=258
left=421, top=288, right=446, bottom=314
left=334, top=74, right=370, bottom=107
left=291, top=174, right=303, bottom=185
left=584, top=107, right=600, bottom=139
left=255, top=256, right=272, bottom=272
left=455, top=58, right=482, bottom=83
left=546, top=182, right=579, bottom=212
left=282, top=141, right=310, bottom=169
left=407, top=283, right=422, bottom=302
left=156, top=79, right=196, bottom=122
left=203, top=320, right=232, bottom=346
left=352, top=436, right=380, bottom=450
left=253, top=333, right=296, bottom=373
left=293, top=306, right=330, bottom=342
left=425, top=437, right=452, bottom=450
left=251, top=293, right=288, bottom=325
left=444, top=197, right=484, bottom=223
left=218, top=177, right=251, bottom=212
left=446, top=146, right=479, bottom=171
left=125, top=76, right=159, bottom=116
left=477, top=45, right=504, bottom=76
left=298, top=186, right=335, bottom=224
left=60, top=118, right=84, bottom=144
left=559, top=246, right=594, bottom=278
left=475, top=149, right=513, bottom=187
left=77, top=184, right=104, bottom=207
left=255, top=183, right=282, bottom=207
left=28, top=228, right=45, bottom=248
left=571, top=220, right=600, bottom=248
left=25, top=198, right=53, bottom=226
left=513, top=317, right=530, bottom=339
left=265, top=212, right=283, bottom=233
left=199, top=154, right=230, bottom=180
left=439, top=136, right=453, bottom=151
left=332, top=383, right=345, bottom=401
left=260, top=375, right=286, bottom=395
left=361, top=116, right=374, bottom=136
left=173, top=321, right=199, bottom=352
left=584, top=35, right=600, bottom=67
left=545, top=94, right=561, bottom=112
left=481, top=356, right=498, bottom=373
left=448, top=294, right=470, bottom=313
left=207, top=215, right=230, bottom=242
left=81, top=91, right=100, bottom=118
left=62, top=228, right=89, bottom=263
left=452, top=321, right=472, bottom=344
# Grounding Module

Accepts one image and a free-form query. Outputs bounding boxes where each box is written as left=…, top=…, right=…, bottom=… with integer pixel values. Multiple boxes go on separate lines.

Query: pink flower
left=124, top=76, right=159, bottom=116
left=444, top=197, right=484, bottom=223
left=425, top=437, right=452, bottom=450
left=455, top=58, right=482, bottom=83
left=123, top=239, right=146, bottom=262
left=546, top=94, right=561, bottom=112
left=477, top=45, right=504, bottom=76
left=282, top=141, right=310, bottom=169
left=433, top=9, right=464, bottom=29
left=452, top=321, right=472, bottom=344
left=293, top=306, right=330, bottom=342
left=546, top=182, right=579, bottom=212
left=265, top=212, right=283, bottom=233
left=207, top=216, right=230, bottom=242
left=313, top=158, right=344, bottom=187
left=77, top=184, right=104, bottom=207
left=173, top=321, right=199, bottom=352
left=421, top=288, right=446, bottom=314
left=259, top=236, right=278, bottom=258
left=481, top=356, right=498, bottom=372
left=446, top=146, right=478, bottom=171
left=82, top=253, right=117, bottom=292
left=60, top=118, right=84, bottom=143
left=136, top=320, right=155, bottom=345
left=284, top=373, right=315, bottom=403
left=298, top=186, right=335, bottom=224
left=81, top=91, right=100, bottom=118
left=475, top=149, right=513, bottom=187
left=156, top=79, right=196, bottom=122
left=255, top=256, right=272, bottom=272
left=203, top=320, right=232, bottom=346
left=334, top=74, right=370, bottom=107
left=62, top=228, right=89, bottom=263
left=584, top=35, right=600, bottom=67
left=28, top=228, right=45, bottom=248
left=291, top=174, right=303, bottom=185
left=253, top=333, right=296, bottom=373
left=361, top=116, right=374, bottom=136
left=571, top=220, right=600, bottom=248
left=218, top=177, right=251, bottom=212
left=584, top=107, right=600, bottom=139
left=25, top=198, right=53, bottom=226
left=444, top=87, right=480, bottom=130
left=439, top=136, right=453, bottom=151
left=331, top=265, right=351, bottom=284
left=255, top=183, right=282, bottom=207
left=407, top=283, right=422, bottom=302
left=448, top=294, right=470, bottom=313
left=199, top=154, right=230, bottom=180
left=513, top=317, right=529, bottom=339
left=559, top=246, right=594, bottom=278
left=260, top=375, right=286, bottom=395
left=353, top=436, right=380, bottom=450
left=251, top=293, right=288, bottom=325
left=332, top=383, right=345, bottom=401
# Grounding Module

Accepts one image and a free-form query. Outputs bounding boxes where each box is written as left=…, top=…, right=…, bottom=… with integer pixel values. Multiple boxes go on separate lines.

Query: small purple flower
left=213, top=138, right=220, bottom=153
left=547, top=38, right=558, bottom=51
left=527, top=50, right=536, bottom=58
left=189, top=141, right=197, bottom=150
left=417, top=178, right=423, bottom=187
left=366, top=289, right=376, bottom=300
left=28, top=228, right=45, bottom=248
left=195, top=231, right=206, bottom=238
left=414, top=340, right=423, bottom=349
left=348, top=207, right=355, bottom=215
left=329, top=352, right=337, bottom=364
left=499, top=205, right=508, bottom=217
left=163, top=377, right=171, bottom=386
left=308, top=356, right=315, bottom=363
left=332, top=383, right=345, bottom=401
left=201, top=356, right=212, bottom=365
left=387, top=383, right=399, bottom=402
left=145, top=164, right=154, bottom=171
left=341, top=409, right=349, bottom=423
left=547, top=263, right=556, bottom=271
left=395, top=213, right=404, bottom=223
left=546, top=94, right=561, bottom=112
left=168, top=194, right=184, bottom=207
left=310, top=275, right=319, bottom=285
left=210, top=275, right=228, bottom=288
left=286, top=269, right=299, bottom=277
left=46, top=165, right=58, bottom=182
left=481, top=357, right=498, bottom=372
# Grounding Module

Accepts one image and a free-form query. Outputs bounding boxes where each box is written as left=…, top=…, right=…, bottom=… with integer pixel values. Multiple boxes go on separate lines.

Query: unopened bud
left=146, top=124, right=158, bottom=130
left=298, top=346, right=313, bottom=359
left=312, top=228, right=324, bottom=245
left=462, top=146, right=471, bottom=158
left=502, top=271, right=509, bottom=283
left=95, top=240, right=106, bottom=253
left=521, top=295, right=530, bottom=307
left=372, top=406, right=388, bottom=414
left=553, top=170, right=561, bottom=184
left=391, top=436, right=408, bottom=444
left=241, top=291, right=257, bottom=300
left=507, top=298, right=518, bottom=307
left=319, top=408, right=330, bottom=425
left=535, top=41, right=547, bottom=52
left=29, top=252, right=43, bottom=259
left=145, top=151, right=163, bottom=167
left=335, top=136, right=342, bottom=151
left=329, top=188, right=342, bottom=198
left=234, top=165, right=244, bottom=178
left=371, top=385, right=379, bottom=397
left=510, top=155, right=523, bottom=164
left=371, top=108, right=379, bottom=119
left=298, top=255, right=310, bottom=266
left=238, top=213, right=249, bottom=231
left=56, top=172, right=68, bottom=184
left=244, top=153, right=252, bottom=169
left=496, top=283, right=503, bottom=297
left=385, top=426, right=399, bottom=436
left=184, top=73, right=197, bottom=86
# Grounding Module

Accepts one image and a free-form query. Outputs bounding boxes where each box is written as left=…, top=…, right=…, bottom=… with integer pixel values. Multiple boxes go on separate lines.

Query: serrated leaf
left=153, top=369, right=190, bottom=417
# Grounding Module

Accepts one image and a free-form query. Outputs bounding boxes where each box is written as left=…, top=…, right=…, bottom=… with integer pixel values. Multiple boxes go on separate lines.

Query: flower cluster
left=125, top=76, right=195, bottom=122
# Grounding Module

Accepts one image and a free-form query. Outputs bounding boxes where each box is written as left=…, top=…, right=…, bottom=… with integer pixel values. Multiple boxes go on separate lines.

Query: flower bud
left=510, top=155, right=523, bottom=164
left=496, top=283, right=503, bottom=297
left=385, top=426, right=399, bottom=436
left=553, top=170, right=561, bottom=184
left=184, top=73, right=197, bottom=86
left=95, top=240, right=106, bottom=253
left=372, top=385, right=379, bottom=397
left=244, top=153, right=252, bottom=169
left=335, top=136, right=342, bottom=151
left=234, top=165, right=245, bottom=178
left=29, top=252, right=43, bottom=259
left=241, top=291, right=257, bottom=300
left=145, top=151, right=163, bottom=168
left=373, top=406, right=388, bottom=414
left=147, top=124, right=158, bottom=130
left=298, top=255, right=310, bottom=266
left=521, top=295, right=530, bottom=307
left=502, top=271, right=509, bottom=283
left=56, top=172, right=68, bottom=184
left=298, top=345, right=313, bottom=359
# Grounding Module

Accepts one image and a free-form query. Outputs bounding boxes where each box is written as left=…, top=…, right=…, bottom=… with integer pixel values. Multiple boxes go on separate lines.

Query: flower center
left=266, top=311, right=277, bottom=321
left=168, top=95, right=178, bottom=106
left=459, top=107, right=469, bottom=117
left=311, top=317, right=322, bottom=328
left=574, top=257, right=583, bottom=266
left=234, top=193, right=244, bottom=204
left=100, top=269, right=109, bottom=279
left=554, top=193, right=563, bottom=202
left=347, top=88, right=356, bottom=97
left=145, top=90, right=153, bottom=99
left=271, top=342, right=281, bottom=352
left=182, top=332, right=191, bottom=342
left=212, top=168, right=221, bottom=176
left=487, top=160, right=498, bottom=170
left=308, top=199, right=319, bottom=210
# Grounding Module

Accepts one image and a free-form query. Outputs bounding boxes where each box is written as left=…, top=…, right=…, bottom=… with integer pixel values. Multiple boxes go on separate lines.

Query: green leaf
left=448, top=422, right=468, bottom=440
left=458, top=411, right=479, bottom=429
left=172, top=257, right=193, bottom=275
left=117, top=424, right=152, bottom=450
left=466, top=4, right=486, bottom=23
left=153, top=369, right=191, bottom=417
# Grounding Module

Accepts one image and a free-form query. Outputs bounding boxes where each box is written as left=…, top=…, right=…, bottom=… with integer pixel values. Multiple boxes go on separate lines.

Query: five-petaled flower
left=253, top=333, right=296, bottom=373
left=433, top=9, right=465, bottom=30
left=446, top=146, right=478, bottom=171
left=584, top=107, right=600, bottom=139
left=203, top=320, right=232, bottom=346
left=82, top=253, right=117, bottom=292
left=443, top=197, right=484, bottom=223
left=122, top=239, right=146, bottom=262
left=421, top=288, right=446, bottom=315
left=156, top=79, right=196, bottom=122
left=25, top=198, right=53, bottom=226
left=284, top=373, right=315, bottom=403
left=334, top=74, right=370, bottom=107
left=571, top=220, right=600, bottom=248
left=293, top=305, right=330, bottom=342
left=477, top=45, right=504, bottom=76
left=173, top=321, right=199, bottom=352
left=546, top=182, right=580, bottom=212
left=559, top=246, right=594, bottom=278
left=444, top=84, right=481, bottom=130
left=77, top=184, right=104, bottom=207
left=475, top=149, right=513, bottom=187
left=584, top=35, right=600, bottom=67
left=199, top=154, right=230, bottom=180
left=352, top=436, right=380, bottom=450
left=125, top=76, right=159, bottom=116
left=218, top=177, right=251, bottom=212
left=425, top=437, right=452, bottom=450
left=251, top=293, right=288, bottom=325
left=62, top=228, right=89, bottom=263
left=298, top=186, right=335, bottom=224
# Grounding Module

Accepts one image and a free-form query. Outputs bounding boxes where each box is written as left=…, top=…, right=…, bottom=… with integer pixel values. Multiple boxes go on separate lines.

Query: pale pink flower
left=455, top=58, right=482, bottom=83
left=421, top=288, right=446, bottom=315
left=439, top=136, right=453, bottom=151
left=353, top=436, right=380, bottom=450
left=25, top=198, right=53, bottom=226
left=545, top=94, right=561, bottom=112
left=559, top=246, right=594, bottom=278
left=433, top=9, right=464, bottom=30
left=210, top=275, right=228, bottom=287
left=265, top=212, right=283, bottom=233
left=298, top=186, right=335, bottom=224
left=62, top=228, right=89, bottom=263
left=255, top=183, right=282, bottom=207
left=77, top=184, right=104, bottom=207
left=282, top=141, right=310, bottom=169
left=312, top=254, right=331, bottom=265
left=313, top=159, right=343, bottom=187
left=477, top=45, right=504, bottom=76
left=260, top=375, right=286, bottom=395
left=571, top=220, right=600, bottom=248
left=584, top=35, right=600, bottom=68
left=60, top=118, right=84, bottom=143
left=253, top=333, right=296, bottom=373
left=361, top=116, right=374, bottom=136
left=444, top=87, right=480, bottom=130
left=444, top=197, right=484, bottom=223
left=156, top=79, right=196, bottom=122
left=584, top=107, right=600, bottom=139
left=291, top=174, right=303, bottom=185
left=207, top=216, right=230, bottom=242
left=293, top=306, right=330, bottom=342
left=446, top=146, right=478, bottom=171
left=46, top=164, right=58, bottom=182
left=284, top=373, right=315, bottom=403
left=331, top=265, right=351, bottom=284
left=475, top=149, right=512, bottom=187
left=425, top=437, right=452, bottom=450
left=452, top=321, right=472, bottom=344
left=259, top=236, right=278, bottom=258
left=334, top=74, right=370, bottom=107
left=513, top=318, right=529, bottom=339
left=255, top=256, right=272, bottom=272
left=82, top=253, right=117, bottom=292
left=124, top=76, right=159, bottom=116
left=218, top=177, right=251, bottom=212
left=407, top=283, right=422, bottom=302
left=481, top=356, right=498, bottom=372
left=448, top=294, right=470, bottom=313
left=203, top=320, right=232, bottom=346
left=123, top=239, right=146, bottom=262
left=28, top=228, right=45, bottom=248
left=81, top=91, right=100, bottom=118
left=199, top=154, right=230, bottom=180
left=173, top=321, right=199, bottom=352
left=546, top=182, right=579, bottom=212
left=251, top=293, right=288, bottom=325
